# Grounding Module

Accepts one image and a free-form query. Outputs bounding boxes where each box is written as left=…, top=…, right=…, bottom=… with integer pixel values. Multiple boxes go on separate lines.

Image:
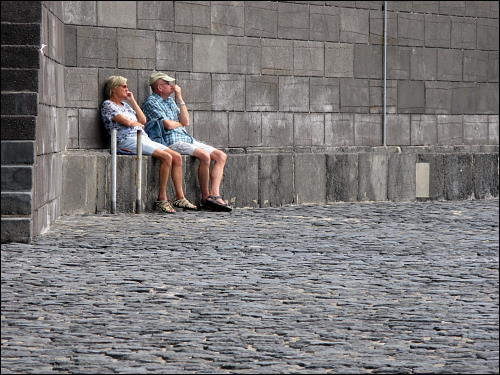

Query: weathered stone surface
left=388, top=153, right=416, bottom=201
left=222, top=154, right=259, bottom=208
left=259, top=154, right=294, bottom=207
left=156, top=32, right=192, bottom=72
left=325, top=113, right=354, bottom=146
left=444, top=154, right=474, bottom=200
left=212, top=74, right=245, bottom=111
left=326, top=153, right=358, bottom=202
left=246, top=75, right=278, bottom=112
left=295, top=153, right=326, bottom=204
left=474, top=153, right=499, bottom=199
left=411, top=115, right=438, bottom=146
left=358, top=152, right=388, bottom=201
left=193, top=35, right=228, bottom=73
left=294, top=113, right=324, bottom=146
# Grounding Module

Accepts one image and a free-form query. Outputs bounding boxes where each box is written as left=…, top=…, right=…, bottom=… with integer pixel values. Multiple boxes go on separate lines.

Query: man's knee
left=212, top=150, right=227, bottom=164
left=169, top=150, right=183, bottom=165
left=195, top=149, right=211, bottom=164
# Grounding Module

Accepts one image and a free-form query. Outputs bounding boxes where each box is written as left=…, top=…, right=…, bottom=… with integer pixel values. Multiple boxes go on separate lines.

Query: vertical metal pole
left=136, top=129, right=142, bottom=214
left=111, top=128, right=117, bottom=214
left=383, top=1, right=388, bottom=147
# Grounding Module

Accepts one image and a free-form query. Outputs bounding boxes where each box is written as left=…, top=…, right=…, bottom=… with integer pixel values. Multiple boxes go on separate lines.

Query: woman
left=101, top=75, right=196, bottom=213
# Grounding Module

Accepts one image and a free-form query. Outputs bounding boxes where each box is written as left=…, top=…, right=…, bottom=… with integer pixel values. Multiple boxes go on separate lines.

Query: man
left=142, top=72, right=231, bottom=212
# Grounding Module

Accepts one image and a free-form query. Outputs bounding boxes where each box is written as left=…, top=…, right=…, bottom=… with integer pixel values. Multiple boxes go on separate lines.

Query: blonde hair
left=104, top=75, right=127, bottom=99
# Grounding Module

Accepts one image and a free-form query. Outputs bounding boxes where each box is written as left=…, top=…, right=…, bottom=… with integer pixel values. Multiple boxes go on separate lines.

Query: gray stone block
left=477, top=18, right=499, bottom=51
left=439, top=1, right=466, bottom=16
left=33, top=153, right=62, bottom=209
left=63, top=1, right=96, bottom=25
left=437, top=49, right=462, bottom=81
left=2, top=23, right=40, bottom=45
left=325, top=43, right=353, bottom=78
left=473, top=153, right=499, bottom=198
left=477, top=83, right=499, bottom=114
left=137, top=1, right=173, bottom=31
left=451, top=82, right=477, bottom=114
left=278, top=2, right=309, bottom=40
left=463, top=50, right=489, bottom=82
left=32, top=198, right=60, bottom=240
left=229, top=112, right=261, bottom=147
left=1, top=218, right=31, bottom=244
left=388, top=153, right=416, bottom=201
left=118, top=29, right=155, bottom=69
left=79, top=109, right=107, bottom=149
left=65, top=67, right=98, bottom=108
left=386, top=114, right=410, bottom=146
left=310, top=77, right=340, bottom=113
left=425, top=81, right=452, bottom=114
left=369, top=79, right=397, bottom=114
left=259, top=154, right=294, bottom=207
left=451, top=16, right=476, bottom=49
left=444, top=154, right=474, bottom=200
left=211, top=1, right=244, bottom=36
left=64, top=24, right=76, bottom=66
left=261, top=39, right=293, bottom=76
left=77, top=26, right=116, bottom=68
left=175, top=1, right=210, bottom=34
left=244, top=1, right=277, bottom=38
left=412, top=1, right=439, bottom=14
left=212, top=74, right=245, bottom=111
left=425, top=14, right=451, bottom=48
left=411, top=115, right=438, bottom=145
left=340, top=7, right=369, bottom=43
left=193, top=111, right=228, bottom=148
left=261, top=113, right=293, bottom=147
left=310, top=5, right=340, bottom=42
left=1, top=116, right=36, bottom=141
left=437, top=115, right=463, bottom=145
left=66, top=109, right=79, bottom=149
left=1, top=166, right=32, bottom=191
left=193, top=34, right=228, bottom=73
left=222, top=154, right=259, bottom=208
left=227, top=37, right=261, bottom=74
left=245, top=75, right=278, bottom=112
left=293, top=41, right=324, bottom=76
left=398, top=13, right=425, bottom=46
left=279, top=77, right=309, bottom=112
left=325, top=113, right=354, bottom=146
left=45, top=9, right=65, bottom=64
left=295, top=154, right=326, bottom=204
left=417, top=153, right=445, bottom=200
left=354, top=44, right=383, bottom=79
left=2, top=1, right=41, bottom=23
left=489, top=115, right=499, bottom=145
left=398, top=81, right=424, bottom=113
left=463, top=115, right=489, bottom=145
left=326, top=153, right=358, bottom=202
left=36, top=106, right=65, bottom=155
left=488, top=51, right=499, bottom=82
left=1, top=192, right=31, bottom=215
left=1, top=69, right=38, bottom=92
left=386, top=46, right=411, bottom=80
left=294, top=113, right=324, bottom=146
left=354, top=114, right=382, bottom=146
left=358, top=152, right=388, bottom=201
left=466, top=1, right=499, bottom=17
left=1, top=141, right=35, bottom=164
left=176, top=72, right=212, bottom=111
left=156, top=32, right=192, bottom=72
left=340, top=79, right=369, bottom=113
left=410, top=47, right=437, bottom=81
left=97, top=1, right=136, bottom=28
left=369, top=9, right=397, bottom=45
left=1, top=93, right=37, bottom=116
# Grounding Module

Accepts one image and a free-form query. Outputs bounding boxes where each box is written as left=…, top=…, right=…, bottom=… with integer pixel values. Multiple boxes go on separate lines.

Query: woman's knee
left=195, top=150, right=211, bottom=165
left=212, top=150, right=227, bottom=164
left=154, top=150, right=172, bottom=164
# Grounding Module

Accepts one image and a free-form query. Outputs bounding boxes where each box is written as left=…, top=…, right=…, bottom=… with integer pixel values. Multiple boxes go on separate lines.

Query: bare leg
left=192, top=148, right=211, bottom=200
left=209, top=149, right=227, bottom=204
left=152, top=149, right=172, bottom=201
left=164, top=148, right=186, bottom=200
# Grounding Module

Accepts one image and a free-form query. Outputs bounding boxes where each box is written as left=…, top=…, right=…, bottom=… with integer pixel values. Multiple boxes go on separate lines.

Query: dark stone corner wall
left=1, top=1, right=499, bottom=243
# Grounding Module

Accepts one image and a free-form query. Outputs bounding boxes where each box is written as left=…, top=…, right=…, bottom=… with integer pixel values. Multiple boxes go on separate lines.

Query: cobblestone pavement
left=2, top=199, right=499, bottom=374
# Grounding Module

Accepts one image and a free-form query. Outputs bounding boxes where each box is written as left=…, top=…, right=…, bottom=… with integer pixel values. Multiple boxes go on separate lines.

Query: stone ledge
left=60, top=147, right=499, bottom=216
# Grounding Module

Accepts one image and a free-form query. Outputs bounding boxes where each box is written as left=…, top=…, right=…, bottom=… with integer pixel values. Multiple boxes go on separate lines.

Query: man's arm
left=173, top=85, right=190, bottom=127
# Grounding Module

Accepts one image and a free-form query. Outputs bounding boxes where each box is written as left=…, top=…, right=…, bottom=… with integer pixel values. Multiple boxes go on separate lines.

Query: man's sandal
left=172, top=198, right=197, bottom=210
left=154, top=200, right=176, bottom=214
left=204, top=195, right=232, bottom=212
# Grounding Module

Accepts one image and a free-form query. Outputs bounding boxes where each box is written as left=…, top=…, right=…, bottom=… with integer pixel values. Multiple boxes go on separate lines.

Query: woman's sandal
left=154, top=200, right=176, bottom=214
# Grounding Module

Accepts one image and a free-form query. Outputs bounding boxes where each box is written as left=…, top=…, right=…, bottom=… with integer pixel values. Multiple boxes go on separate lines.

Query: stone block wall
left=1, top=1, right=499, bottom=243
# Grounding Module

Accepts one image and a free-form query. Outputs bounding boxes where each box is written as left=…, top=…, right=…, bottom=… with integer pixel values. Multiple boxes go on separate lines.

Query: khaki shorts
left=168, top=141, right=216, bottom=156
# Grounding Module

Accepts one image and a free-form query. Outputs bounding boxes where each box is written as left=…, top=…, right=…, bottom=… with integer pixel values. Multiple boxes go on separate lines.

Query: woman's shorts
left=168, top=140, right=216, bottom=156
left=118, top=133, right=168, bottom=156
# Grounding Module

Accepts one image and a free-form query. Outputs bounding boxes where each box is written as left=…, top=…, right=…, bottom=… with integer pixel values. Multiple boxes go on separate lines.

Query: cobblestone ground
left=2, top=199, right=499, bottom=374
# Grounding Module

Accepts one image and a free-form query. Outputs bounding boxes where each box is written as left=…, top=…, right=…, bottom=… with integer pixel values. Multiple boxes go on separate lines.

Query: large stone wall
left=1, top=1, right=499, bottom=243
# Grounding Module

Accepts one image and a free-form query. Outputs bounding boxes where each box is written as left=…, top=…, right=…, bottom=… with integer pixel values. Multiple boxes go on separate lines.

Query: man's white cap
left=149, top=72, right=175, bottom=85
